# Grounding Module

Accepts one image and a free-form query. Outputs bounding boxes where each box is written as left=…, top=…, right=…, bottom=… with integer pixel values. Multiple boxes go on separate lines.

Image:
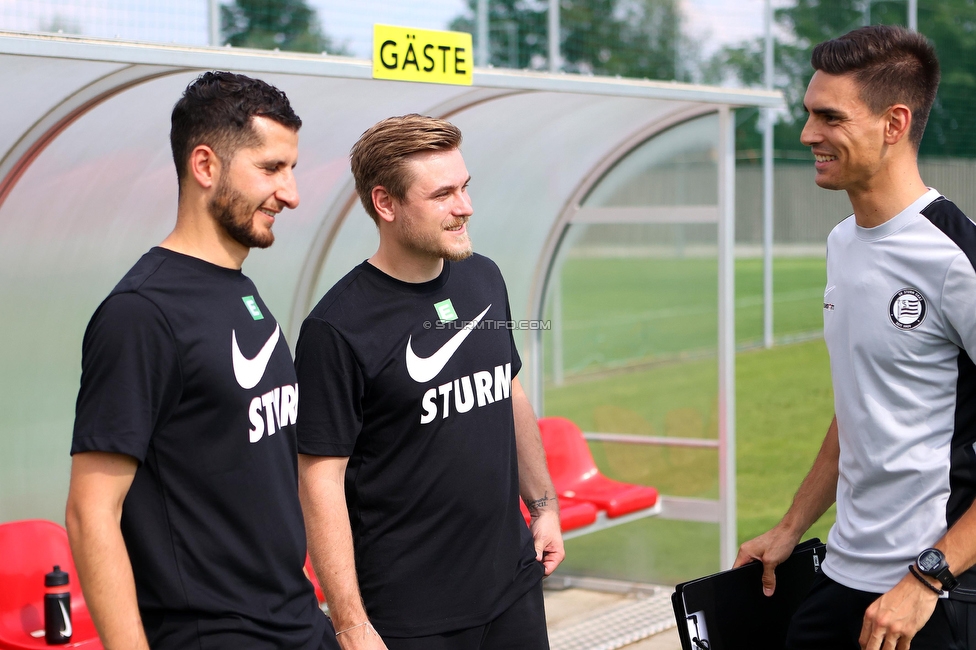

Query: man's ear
left=884, top=104, right=913, bottom=146
left=188, top=144, right=221, bottom=190
left=372, top=186, right=397, bottom=224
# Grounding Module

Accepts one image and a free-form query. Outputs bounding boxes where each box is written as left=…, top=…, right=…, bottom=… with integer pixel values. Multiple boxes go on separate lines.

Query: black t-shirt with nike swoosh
left=72, top=247, right=335, bottom=649
left=294, top=254, right=542, bottom=638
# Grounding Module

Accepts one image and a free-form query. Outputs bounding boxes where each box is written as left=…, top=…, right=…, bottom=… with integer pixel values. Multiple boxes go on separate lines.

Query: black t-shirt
left=72, top=247, right=334, bottom=649
left=295, top=254, right=542, bottom=637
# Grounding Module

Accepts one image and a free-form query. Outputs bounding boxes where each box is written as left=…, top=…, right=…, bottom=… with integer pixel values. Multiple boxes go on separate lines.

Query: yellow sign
left=372, top=24, right=473, bottom=86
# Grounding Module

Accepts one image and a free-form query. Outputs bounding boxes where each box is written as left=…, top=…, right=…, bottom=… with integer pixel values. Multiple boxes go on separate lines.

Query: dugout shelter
left=0, top=30, right=780, bottom=580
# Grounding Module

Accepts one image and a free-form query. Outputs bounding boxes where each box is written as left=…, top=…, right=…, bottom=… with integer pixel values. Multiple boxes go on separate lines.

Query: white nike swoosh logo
left=59, top=599, right=72, bottom=638
left=232, top=324, right=280, bottom=390
left=824, top=285, right=836, bottom=297
left=405, top=305, right=491, bottom=383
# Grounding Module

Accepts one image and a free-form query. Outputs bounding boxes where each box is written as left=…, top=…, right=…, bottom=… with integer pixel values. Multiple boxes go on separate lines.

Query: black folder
left=671, top=538, right=827, bottom=650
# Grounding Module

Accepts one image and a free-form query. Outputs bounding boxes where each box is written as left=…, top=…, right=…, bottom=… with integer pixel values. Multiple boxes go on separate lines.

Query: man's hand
left=733, top=523, right=802, bottom=596
left=733, top=417, right=840, bottom=597
left=299, top=455, right=388, bottom=650
left=858, top=573, right=939, bottom=650
left=528, top=508, right=565, bottom=575
left=510, top=378, right=566, bottom=576
left=334, top=621, right=388, bottom=650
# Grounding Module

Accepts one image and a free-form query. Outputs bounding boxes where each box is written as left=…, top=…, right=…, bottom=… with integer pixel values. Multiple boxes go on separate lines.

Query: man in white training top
left=735, top=25, right=976, bottom=650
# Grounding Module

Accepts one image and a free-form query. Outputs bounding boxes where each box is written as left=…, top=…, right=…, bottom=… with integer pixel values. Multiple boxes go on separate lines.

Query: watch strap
left=934, top=565, right=959, bottom=592
left=908, top=564, right=943, bottom=595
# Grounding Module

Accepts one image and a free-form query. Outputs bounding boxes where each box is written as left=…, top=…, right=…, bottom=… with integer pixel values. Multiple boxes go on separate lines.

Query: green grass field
left=543, top=256, right=836, bottom=584
left=546, top=256, right=827, bottom=377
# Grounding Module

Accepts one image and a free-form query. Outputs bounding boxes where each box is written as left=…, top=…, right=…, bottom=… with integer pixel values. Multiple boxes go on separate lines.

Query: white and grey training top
left=821, top=188, right=976, bottom=600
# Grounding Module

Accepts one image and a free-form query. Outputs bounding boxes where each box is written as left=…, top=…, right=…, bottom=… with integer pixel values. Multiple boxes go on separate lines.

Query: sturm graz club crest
left=889, top=288, right=926, bottom=330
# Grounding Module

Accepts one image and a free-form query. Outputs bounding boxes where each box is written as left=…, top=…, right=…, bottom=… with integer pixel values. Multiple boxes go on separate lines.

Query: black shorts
left=786, top=572, right=976, bottom=650
left=382, top=581, right=549, bottom=650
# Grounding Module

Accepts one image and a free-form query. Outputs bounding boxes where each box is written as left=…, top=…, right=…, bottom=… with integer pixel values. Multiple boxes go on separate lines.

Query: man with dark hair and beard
left=66, top=71, right=338, bottom=650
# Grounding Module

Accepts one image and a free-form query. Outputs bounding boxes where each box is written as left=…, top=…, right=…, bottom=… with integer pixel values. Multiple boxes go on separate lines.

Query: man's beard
left=397, top=214, right=472, bottom=262
left=208, top=179, right=274, bottom=249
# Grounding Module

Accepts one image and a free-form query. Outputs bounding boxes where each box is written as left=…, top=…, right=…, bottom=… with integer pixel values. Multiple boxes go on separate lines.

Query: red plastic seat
left=519, top=497, right=598, bottom=532
left=538, top=416, right=659, bottom=518
left=0, top=520, right=102, bottom=649
left=303, top=554, right=326, bottom=605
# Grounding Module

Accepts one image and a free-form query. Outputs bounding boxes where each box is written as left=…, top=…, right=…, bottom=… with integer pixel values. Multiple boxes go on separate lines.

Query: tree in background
left=221, top=0, right=348, bottom=54
left=450, top=0, right=694, bottom=82
left=913, top=1, right=976, bottom=157
left=450, top=0, right=546, bottom=69
left=709, top=0, right=976, bottom=158
left=40, top=14, right=82, bottom=35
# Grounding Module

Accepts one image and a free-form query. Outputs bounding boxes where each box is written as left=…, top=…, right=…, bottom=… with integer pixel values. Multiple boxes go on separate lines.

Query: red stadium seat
left=0, top=520, right=102, bottom=649
left=519, top=497, right=598, bottom=532
left=538, top=416, right=659, bottom=518
left=303, top=554, right=326, bottom=605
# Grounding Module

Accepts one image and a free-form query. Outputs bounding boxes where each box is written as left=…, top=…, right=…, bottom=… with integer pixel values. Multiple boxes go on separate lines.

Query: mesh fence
left=1, top=0, right=974, bottom=157
left=0, top=0, right=212, bottom=45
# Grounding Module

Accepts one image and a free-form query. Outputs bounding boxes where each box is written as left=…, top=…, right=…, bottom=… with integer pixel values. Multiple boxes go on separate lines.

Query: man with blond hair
left=296, top=114, right=563, bottom=649
left=735, top=26, right=976, bottom=650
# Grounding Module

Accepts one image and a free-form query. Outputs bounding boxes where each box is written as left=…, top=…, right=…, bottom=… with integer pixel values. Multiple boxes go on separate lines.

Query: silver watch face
left=918, top=549, right=943, bottom=573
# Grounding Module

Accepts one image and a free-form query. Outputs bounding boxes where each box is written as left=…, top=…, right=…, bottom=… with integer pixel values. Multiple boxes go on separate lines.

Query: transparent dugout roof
left=0, top=31, right=779, bottom=524
left=584, top=113, right=720, bottom=208
left=314, top=92, right=692, bottom=328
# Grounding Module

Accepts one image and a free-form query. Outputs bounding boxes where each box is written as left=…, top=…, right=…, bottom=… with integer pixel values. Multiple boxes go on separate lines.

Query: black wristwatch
left=916, top=548, right=959, bottom=592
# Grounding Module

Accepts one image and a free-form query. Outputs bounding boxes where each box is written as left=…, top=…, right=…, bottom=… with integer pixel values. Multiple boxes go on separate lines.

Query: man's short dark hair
left=350, top=114, right=463, bottom=224
left=811, top=25, right=939, bottom=148
left=170, top=71, right=302, bottom=186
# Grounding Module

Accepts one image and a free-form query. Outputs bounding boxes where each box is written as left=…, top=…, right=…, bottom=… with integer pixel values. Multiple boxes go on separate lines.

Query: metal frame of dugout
left=0, top=30, right=781, bottom=578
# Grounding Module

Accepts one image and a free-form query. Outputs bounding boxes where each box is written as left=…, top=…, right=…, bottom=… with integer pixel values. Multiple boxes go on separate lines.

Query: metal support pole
left=762, top=0, right=774, bottom=349
left=553, top=271, right=564, bottom=386
left=762, top=116, right=774, bottom=348
left=908, top=0, right=918, bottom=31
left=208, top=0, right=220, bottom=46
left=505, top=21, right=518, bottom=67
left=530, top=323, right=544, bottom=415
left=476, top=0, right=489, bottom=67
left=718, top=106, right=738, bottom=570
left=548, top=0, right=560, bottom=72
left=863, top=0, right=871, bottom=26
left=673, top=11, right=681, bottom=81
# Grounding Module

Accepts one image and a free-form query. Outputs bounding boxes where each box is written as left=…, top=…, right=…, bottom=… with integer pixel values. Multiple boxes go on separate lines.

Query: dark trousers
left=383, top=581, right=549, bottom=650
left=786, top=572, right=976, bottom=650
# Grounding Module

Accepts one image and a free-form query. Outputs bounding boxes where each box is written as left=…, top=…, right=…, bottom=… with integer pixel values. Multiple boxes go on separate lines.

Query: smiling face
left=391, top=148, right=473, bottom=262
left=800, top=70, right=891, bottom=193
left=208, top=116, right=300, bottom=249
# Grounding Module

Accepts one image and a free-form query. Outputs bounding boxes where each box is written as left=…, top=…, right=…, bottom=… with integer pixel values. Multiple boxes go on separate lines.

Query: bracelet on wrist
left=335, top=620, right=377, bottom=636
left=908, top=564, right=943, bottom=595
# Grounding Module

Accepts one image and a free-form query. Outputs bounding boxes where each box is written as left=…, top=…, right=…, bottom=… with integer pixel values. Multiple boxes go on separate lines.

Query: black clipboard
left=671, top=538, right=826, bottom=650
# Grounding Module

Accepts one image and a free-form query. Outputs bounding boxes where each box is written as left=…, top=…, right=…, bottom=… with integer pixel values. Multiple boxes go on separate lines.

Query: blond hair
left=350, top=114, right=463, bottom=223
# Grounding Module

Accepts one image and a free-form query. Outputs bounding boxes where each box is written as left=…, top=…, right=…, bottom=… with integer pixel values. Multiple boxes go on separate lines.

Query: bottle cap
left=45, top=565, right=69, bottom=587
